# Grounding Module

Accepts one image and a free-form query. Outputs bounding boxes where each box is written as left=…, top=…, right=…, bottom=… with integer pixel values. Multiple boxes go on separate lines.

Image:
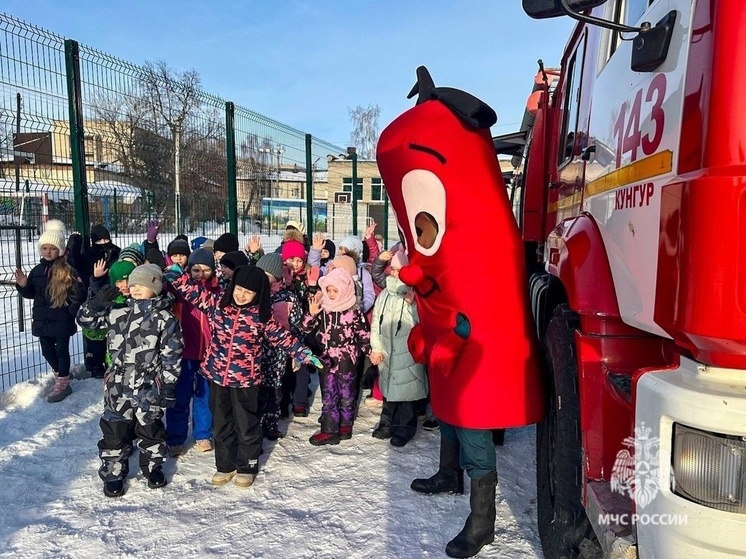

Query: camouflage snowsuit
left=77, top=294, right=183, bottom=481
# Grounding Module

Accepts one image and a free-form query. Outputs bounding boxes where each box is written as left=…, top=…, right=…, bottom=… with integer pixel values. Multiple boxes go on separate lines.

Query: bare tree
left=140, top=60, right=202, bottom=227
left=348, top=104, right=381, bottom=159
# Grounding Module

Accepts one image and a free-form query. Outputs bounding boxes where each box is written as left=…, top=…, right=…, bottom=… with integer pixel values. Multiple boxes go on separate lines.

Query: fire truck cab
left=504, top=1, right=746, bottom=557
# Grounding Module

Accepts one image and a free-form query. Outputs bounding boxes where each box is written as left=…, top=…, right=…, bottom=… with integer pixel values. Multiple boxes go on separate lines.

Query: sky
left=2, top=0, right=575, bottom=150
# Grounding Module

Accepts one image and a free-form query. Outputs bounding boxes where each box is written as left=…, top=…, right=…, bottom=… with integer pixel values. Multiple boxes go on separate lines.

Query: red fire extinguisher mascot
left=376, top=66, right=544, bottom=558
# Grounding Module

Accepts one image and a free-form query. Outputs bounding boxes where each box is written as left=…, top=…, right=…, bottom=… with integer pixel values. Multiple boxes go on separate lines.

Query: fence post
left=305, top=134, right=313, bottom=239
left=113, top=188, right=118, bottom=236
left=349, top=147, right=358, bottom=236
left=383, top=187, right=389, bottom=250
left=225, top=101, right=238, bottom=235
left=64, top=39, right=90, bottom=248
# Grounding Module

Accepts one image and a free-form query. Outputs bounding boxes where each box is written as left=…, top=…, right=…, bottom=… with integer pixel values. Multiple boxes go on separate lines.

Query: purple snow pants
left=319, top=358, right=357, bottom=434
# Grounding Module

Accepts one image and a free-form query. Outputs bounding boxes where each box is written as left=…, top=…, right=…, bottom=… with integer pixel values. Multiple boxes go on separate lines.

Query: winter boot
left=234, top=473, right=256, bottom=488
left=211, top=470, right=237, bottom=486
left=103, top=479, right=125, bottom=498
left=47, top=376, right=72, bottom=403
left=445, top=471, right=497, bottom=558
left=339, top=425, right=353, bottom=440
left=411, top=437, right=464, bottom=494
left=146, top=468, right=167, bottom=489
left=372, top=425, right=391, bottom=439
left=309, top=431, right=340, bottom=446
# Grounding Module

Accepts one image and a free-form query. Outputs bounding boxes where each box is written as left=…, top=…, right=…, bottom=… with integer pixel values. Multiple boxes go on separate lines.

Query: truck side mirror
left=631, top=11, right=677, bottom=72
left=522, top=0, right=608, bottom=19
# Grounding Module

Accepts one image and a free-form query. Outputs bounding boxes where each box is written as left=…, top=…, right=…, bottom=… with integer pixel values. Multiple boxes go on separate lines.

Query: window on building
left=343, top=177, right=363, bottom=199
left=371, top=178, right=383, bottom=201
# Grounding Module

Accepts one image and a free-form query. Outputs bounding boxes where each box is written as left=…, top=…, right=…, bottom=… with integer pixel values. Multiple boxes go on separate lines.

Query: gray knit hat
left=256, top=252, right=284, bottom=281
left=127, top=263, right=163, bottom=296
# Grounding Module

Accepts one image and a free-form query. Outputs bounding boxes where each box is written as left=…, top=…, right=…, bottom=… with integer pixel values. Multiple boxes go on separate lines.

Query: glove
left=306, top=355, right=325, bottom=373
left=361, top=365, right=378, bottom=390
left=158, top=386, right=177, bottom=409
left=91, top=284, right=120, bottom=311
left=146, top=220, right=161, bottom=243
left=146, top=248, right=166, bottom=270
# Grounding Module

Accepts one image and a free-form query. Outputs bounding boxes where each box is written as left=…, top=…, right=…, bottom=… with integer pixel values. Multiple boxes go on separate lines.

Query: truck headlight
left=672, top=423, right=746, bottom=513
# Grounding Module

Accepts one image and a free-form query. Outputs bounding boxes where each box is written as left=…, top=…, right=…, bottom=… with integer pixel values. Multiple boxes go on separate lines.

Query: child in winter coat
left=281, top=239, right=320, bottom=417
left=369, top=251, right=428, bottom=447
left=77, top=264, right=183, bottom=498
left=303, top=267, right=371, bottom=446
left=256, top=252, right=304, bottom=440
left=168, top=264, right=324, bottom=488
left=307, top=234, right=336, bottom=276
left=15, top=220, right=85, bottom=403
left=165, top=248, right=221, bottom=456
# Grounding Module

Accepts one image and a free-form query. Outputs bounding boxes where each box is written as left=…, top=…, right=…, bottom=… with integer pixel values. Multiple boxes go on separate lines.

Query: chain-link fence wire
left=0, top=12, right=350, bottom=391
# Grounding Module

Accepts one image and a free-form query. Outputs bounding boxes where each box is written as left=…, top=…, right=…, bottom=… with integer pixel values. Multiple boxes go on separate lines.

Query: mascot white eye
left=401, top=169, right=446, bottom=256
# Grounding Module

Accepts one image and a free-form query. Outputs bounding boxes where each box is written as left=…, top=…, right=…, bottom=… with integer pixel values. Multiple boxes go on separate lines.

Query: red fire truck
left=494, top=1, right=746, bottom=557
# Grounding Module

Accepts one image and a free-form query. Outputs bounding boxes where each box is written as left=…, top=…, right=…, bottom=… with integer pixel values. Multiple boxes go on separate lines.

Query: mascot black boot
left=410, top=436, right=464, bottom=494
left=445, top=471, right=497, bottom=558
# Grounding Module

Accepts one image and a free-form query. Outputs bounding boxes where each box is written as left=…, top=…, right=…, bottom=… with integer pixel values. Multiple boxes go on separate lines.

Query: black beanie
left=220, top=250, right=249, bottom=271
left=175, top=234, right=188, bottom=242
left=322, top=239, right=336, bottom=263
left=188, top=248, right=215, bottom=271
left=220, top=265, right=271, bottom=321
left=90, top=224, right=111, bottom=243
left=214, top=232, right=239, bottom=254
left=167, top=238, right=191, bottom=257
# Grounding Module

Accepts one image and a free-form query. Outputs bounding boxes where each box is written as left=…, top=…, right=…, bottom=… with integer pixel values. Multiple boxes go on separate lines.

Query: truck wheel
left=536, top=304, right=600, bottom=559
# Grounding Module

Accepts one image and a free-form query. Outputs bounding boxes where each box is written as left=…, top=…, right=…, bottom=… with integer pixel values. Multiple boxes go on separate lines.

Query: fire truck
left=493, top=1, right=746, bottom=557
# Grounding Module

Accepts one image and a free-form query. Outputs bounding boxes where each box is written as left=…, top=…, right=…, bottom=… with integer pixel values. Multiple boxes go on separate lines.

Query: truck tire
left=536, top=304, right=600, bottom=559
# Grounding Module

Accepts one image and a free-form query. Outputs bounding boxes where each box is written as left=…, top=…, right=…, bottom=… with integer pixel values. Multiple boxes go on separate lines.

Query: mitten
left=158, top=385, right=177, bottom=409
left=90, top=284, right=120, bottom=311
left=146, top=248, right=166, bottom=270
left=361, top=365, right=378, bottom=390
left=146, top=220, right=161, bottom=243
left=307, top=265, right=320, bottom=287
left=300, top=348, right=325, bottom=373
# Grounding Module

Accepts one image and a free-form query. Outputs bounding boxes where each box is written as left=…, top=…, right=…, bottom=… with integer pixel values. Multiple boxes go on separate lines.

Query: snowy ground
left=0, top=372, right=543, bottom=559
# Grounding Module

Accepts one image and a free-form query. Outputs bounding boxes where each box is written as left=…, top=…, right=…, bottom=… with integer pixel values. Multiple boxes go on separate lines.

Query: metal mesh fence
left=0, top=13, right=355, bottom=392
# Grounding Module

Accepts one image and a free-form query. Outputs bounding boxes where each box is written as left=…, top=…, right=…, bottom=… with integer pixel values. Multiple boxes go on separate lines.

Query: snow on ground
left=0, top=372, right=543, bottom=559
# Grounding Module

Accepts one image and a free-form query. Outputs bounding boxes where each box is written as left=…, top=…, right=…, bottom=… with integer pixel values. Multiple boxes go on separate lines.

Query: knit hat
left=220, top=251, right=249, bottom=271
left=285, top=220, right=305, bottom=235
left=167, top=238, right=191, bottom=257
left=90, top=224, right=111, bottom=244
left=391, top=250, right=408, bottom=269
left=119, top=243, right=145, bottom=266
left=174, top=234, right=188, bottom=242
left=221, top=265, right=271, bottom=321
left=201, top=238, right=215, bottom=253
left=38, top=219, right=66, bottom=252
left=318, top=267, right=357, bottom=312
left=339, top=236, right=364, bottom=259
left=281, top=240, right=306, bottom=262
left=214, top=232, right=239, bottom=254
left=109, top=260, right=136, bottom=285
left=256, top=252, right=283, bottom=281
left=191, top=236, right=208, bottom=251
left=188, top=248, right=215, bottom=272
left=321, top=239, right=336, bottom=262
left=127, top=263, right=163, bottom=296
left=330, top=255, right=357, bottom=278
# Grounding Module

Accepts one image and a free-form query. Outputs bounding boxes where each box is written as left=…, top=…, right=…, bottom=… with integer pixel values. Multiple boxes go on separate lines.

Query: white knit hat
left=339, top=235, right=364, bottom=259
left=38, top=219, right=66, bottom=252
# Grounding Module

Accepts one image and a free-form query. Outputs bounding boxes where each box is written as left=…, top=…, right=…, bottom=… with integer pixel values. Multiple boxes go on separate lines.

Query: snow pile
left=0, top=375, right=542, bottom=558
